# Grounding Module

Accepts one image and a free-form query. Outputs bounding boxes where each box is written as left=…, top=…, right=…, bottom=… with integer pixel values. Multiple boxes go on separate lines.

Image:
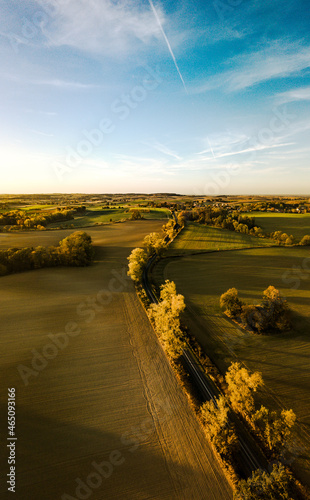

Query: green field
left=20, top=204, right=56, bottom=211
left=246, top=212, right=310, bottom=240
left=152, top=244, right=310, bottom=486
left=0, top=221, right=232, bottom=500
left=167, top=222, right=274, bottom=256
left=47, top=207, right=170, bottom=228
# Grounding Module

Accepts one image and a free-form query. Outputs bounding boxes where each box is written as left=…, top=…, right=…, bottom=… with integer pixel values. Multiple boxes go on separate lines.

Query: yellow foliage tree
left=225, top=362, right=263, bottom=418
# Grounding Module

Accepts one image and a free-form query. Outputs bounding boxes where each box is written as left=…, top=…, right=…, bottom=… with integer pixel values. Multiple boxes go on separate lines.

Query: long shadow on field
left=0, top=403, right=222, bottom=500
left=92, top=245, right=132, bottom=263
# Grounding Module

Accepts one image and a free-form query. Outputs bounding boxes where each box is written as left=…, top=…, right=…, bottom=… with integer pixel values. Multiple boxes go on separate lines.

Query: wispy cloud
left=197, top=132, right=249, bottom=156
left=4, top=73, right=100, bottom=90
left=199, top=142, right=295, bottom=160
left=192, top=40, right=310, bottom=94
left=28, top=129, right=54, bottom=137
left=31, top=79, right=101, bottom=90
left=276, top=85, right=310, bottom=104
left=36, top=0, right=166, bottom=56
left=143, top=140, right=183, bottom=160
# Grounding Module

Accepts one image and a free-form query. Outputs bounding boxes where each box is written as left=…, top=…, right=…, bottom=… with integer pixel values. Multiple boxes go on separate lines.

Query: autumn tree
left=163, top=220, right=177, bottom=240
left=285, top=235, right=294, bottom=245
left=220, top=288, right=244, bottom=318
left=200, top=395, right=238, bottom=458
left=0, top=231, right=93, bottom=276
left=130, top=209, right=143, bottom=220
left=225, top=362, right=263, bottom=419
left=57, top=231, right=93, bottom=266
left=143, top=232, right=166, bottom=256
left=127, top=247, right=148, bottom=282
left=31, top=246, right=52, bottom=269
left=261, top=286, right=291, bottom=332
left=300, top=234, right=310, bottom=246
left=235, top=463, right=294, bottom=500
left=148, top=280, right=186, bottom=358
left=240, top=304, right=268, bottom=333
left=253, top=406, right=296, bottom=454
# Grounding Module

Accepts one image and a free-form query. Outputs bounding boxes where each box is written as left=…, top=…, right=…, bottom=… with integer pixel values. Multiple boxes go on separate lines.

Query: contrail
left=148, top=0, right=188, bottom=94
left=207, top=136, right=216, bottom=159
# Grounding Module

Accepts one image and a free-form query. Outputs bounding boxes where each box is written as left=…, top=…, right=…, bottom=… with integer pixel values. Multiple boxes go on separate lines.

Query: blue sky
left=0, top=0, right=310, bottom=194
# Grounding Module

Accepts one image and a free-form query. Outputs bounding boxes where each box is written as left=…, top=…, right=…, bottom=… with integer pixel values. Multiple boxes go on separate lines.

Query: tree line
left=127, top=231, right=169, bottom=282
left=177, top=207, right=261, bottom=235
left=127, top=233, right=302, bottom=498
left=127, top=219, right=181, bottom=283
left=0, top=231, right=93, bottom=276
left=0, top=206, right=86, bottom=231
left=175, top=207, right=310, bottom=246
left=200, top=362, right=297, bottom=499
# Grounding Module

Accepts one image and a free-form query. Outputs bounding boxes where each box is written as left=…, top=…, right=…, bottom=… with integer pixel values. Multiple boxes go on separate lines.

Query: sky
left=0, top=0, right=310, bottom=195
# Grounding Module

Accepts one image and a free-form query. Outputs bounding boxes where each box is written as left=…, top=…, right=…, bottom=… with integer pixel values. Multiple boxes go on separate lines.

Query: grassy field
left=0, top=221, right=232, bottom=500
left=167, top=222, right=274, bottom=257
left=20, top=204, right=56, bottom=211
left=47, top=207, right=170, bottom=228
left=246, top=212, right=310, bottom=240
left=152, top=245, right=310, bottom=486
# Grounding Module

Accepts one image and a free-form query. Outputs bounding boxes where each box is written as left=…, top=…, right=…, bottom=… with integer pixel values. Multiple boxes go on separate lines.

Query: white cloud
left=37, top=0, right=166, bottom=56
left=31, top=78, right=101, bottom=90
left=197, top=132, right=249, bottom=156
left=276, top=86, right=310, bottom=104
left=206, top=142, right=294, bottom=160
left=226, top=42, right=310, bottom=91
left=192, top=40, right=310, bottom=93
left=4, top=73, right=100, bottom=90
left=143, top=140, right=183, bottom=160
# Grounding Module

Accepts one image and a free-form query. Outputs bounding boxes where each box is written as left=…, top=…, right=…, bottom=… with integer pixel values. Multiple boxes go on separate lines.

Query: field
left=167, top=223, right=274, bottom=256
left=47, top=207, right=170, bottom=228
left=246, top=212, right=310, bottom=240
left=0, top=221, right=232, bottom=499
left=21, top=204, right=57, bottom=211
left=152, top=241, right=310, bottom=486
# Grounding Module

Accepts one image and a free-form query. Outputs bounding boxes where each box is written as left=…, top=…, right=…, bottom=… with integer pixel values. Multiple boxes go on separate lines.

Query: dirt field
left=0, top=221, right=232, bottom=499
